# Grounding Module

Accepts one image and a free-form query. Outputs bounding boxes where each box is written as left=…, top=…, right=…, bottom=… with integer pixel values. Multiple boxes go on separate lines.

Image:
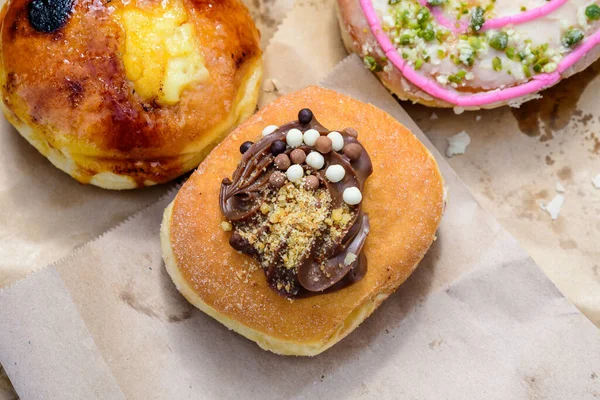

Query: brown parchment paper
left=0, top=267, right=125, bottom=400
left=258, top=0, right=600, bottom=328
left=1, top=56, right=599, bottom=399
left=0, top=114, right=173, bottom=288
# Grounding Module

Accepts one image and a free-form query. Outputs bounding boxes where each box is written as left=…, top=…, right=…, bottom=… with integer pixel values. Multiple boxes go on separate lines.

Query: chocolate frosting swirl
left=220, top=111, right=373, bottom=298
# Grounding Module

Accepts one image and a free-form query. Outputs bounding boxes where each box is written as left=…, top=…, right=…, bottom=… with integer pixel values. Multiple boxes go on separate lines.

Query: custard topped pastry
left=0, top=0, right=261, bottom=189
left=161, top=86, right=445, bottom=356
left=337, top=0, right=600, bottom=109
left=220, top=109, right=373, bottom=297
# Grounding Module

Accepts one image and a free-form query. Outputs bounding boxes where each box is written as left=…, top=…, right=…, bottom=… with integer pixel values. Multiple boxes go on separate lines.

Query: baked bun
left=0, top=0, right=261, bottom=189
left=336, top=0, right=600, bottom=110
left=161, top=86, right=445, bottom=356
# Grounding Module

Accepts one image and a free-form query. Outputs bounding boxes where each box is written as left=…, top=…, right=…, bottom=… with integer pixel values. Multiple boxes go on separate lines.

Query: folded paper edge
left=0, top=183, right=182, bottom=297
left=0, top=266, right=127, bottom=400
left=318, top=53, right=365, bottom=89
left=0, top=184, right=181, bottom=398
left=258, top=6, right=297, bottom=104
left=259, top=0, right=332, bottom=105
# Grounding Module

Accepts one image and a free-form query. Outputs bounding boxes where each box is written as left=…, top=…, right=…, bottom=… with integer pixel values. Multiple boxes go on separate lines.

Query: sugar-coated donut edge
left=161, top=201, right=406, bottom=356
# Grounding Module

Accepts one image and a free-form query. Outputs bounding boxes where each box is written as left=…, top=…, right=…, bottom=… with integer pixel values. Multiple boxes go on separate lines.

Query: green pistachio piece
left=408, top=21, right=420, bottom=29
left=400, top=33, right=413, bottom=45
left=418, top=24, right=435, bottom=41
left=586, top=4, right=600, bottom=20
left=448, top=74, right=462, bottom=84
left=469, top=7, right=485, bottom=32
left=417, top=7, right=430, bottom=25
left=562, top=28, right=584, bottom=47
left=489, top=32, right=508, bottom=50
left=363, top=56, right=382, bottom=72
left=492, top=57, right=502, bottom=71
left=468, top=36, right=482, bottom=49
left=505, top=46, right=516, bottom=59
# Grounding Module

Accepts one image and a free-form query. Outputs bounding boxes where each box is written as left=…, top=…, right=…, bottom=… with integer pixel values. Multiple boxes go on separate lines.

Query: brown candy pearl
left=343, top=143, right=363, bottom=160
left=269, top=171, right=287, bottom=188
left=304, top=175, right=320, bottom=191
left=314, top=136, right=332, bottom=154
left=274, top=154, right=291, bottom=171
left=290, top=149, right=306, bottom=164
left=343, top=127, right=359, bottom=138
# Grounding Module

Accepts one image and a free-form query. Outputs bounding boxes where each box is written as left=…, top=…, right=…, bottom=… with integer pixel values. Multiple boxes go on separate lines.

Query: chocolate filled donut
left=161, top=86, right=445, bottom=356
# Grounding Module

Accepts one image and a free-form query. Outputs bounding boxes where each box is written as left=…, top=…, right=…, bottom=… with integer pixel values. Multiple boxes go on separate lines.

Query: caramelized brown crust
left=163, top=86, right=445, bottom=355
left=0, top=0, right=262, bottom=188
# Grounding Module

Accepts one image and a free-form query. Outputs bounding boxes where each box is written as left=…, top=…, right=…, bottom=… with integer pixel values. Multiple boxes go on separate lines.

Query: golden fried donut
left=161, top=86, right=445, bottom=356
left=337, top=0, right=600, bottom=109
left=0, top=0, right=261, bottom=189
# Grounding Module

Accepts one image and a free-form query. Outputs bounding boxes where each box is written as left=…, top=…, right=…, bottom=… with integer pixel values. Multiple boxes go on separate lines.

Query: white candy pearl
left=305, top=152, right=325, bottom=170
left=262, top=125, right=278, bottom=136
left=286, top=164, right=304, bottom=182
left=343, top=187, right=362, bottom=205
left=325, top=165, right=345, bottom=183
left=303, top=129, right=320, bottom=146
left=327, top=131, right=344, bottom=152
left=286, top=128, right=303, bottom=147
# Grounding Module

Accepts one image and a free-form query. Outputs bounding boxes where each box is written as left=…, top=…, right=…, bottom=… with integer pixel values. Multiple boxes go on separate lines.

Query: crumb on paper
left=508, top=93, right=542, bottom=108
left=263, top=79, right=279, bottom=93
left=220, top=221, right=232, bottom=232
left=555, top=182, right=565, bottom=193
left=475, top=115, right=481, bottom=122
left=445, top=131, right=471, bottom=158
left=430, top=112, right=439, bottom=120
left=593, top=174, right=600, bottom=189
left=540, top=194, right=565, bottom=220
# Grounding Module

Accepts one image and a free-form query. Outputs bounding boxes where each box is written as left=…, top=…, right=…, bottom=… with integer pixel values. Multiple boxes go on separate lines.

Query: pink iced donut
left=336, top=0, right=600, bottom=109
